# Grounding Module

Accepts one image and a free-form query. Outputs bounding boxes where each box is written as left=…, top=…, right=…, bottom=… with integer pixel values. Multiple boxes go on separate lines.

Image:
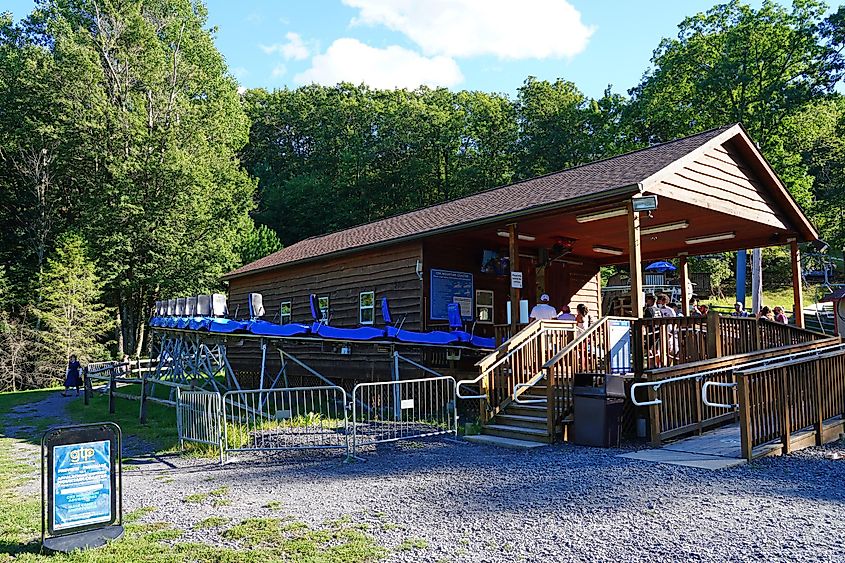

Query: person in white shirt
left=656, top=294, right=676, bottom=317
left=529, top=294, right=558, bottom=321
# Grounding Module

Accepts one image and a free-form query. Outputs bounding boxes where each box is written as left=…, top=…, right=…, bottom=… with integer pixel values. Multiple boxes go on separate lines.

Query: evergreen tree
left=34, top=233, right=112, bottom=379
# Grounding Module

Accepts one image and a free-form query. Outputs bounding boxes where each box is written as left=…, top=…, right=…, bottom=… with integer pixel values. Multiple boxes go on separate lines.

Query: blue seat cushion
left=248, top=319, right=310, bottom=337
left=209, top=318, right=248, bottom=333
left=176, top=317, right=191, bottom=329
left=386, top=326, right=459, bottom=345
left=471, top=335, right=496, bottom=349
left=188, top=317, right=211, bottom=331
left=312, top=323, right=385, bottom=341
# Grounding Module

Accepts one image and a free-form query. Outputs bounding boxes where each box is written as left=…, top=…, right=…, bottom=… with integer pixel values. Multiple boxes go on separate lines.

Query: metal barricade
left=176, top=389, right=224, bottom=463
left=222, top=387, right=348, bottom=461
left=350, top=376, right=458, bottom=459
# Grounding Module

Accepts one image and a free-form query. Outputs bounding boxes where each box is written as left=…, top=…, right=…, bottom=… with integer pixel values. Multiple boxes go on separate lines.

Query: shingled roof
left=224, top=125, right=737, bottom=280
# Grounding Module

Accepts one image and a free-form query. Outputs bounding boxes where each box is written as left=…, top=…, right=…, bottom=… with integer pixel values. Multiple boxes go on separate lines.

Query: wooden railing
left=642, top=338, right=842, bottom=445
left=632, top=312, right=831, bottom=374
left=493, top=323, right=529, bottom=346
left=632, top=316, right=708, bottom=370
left=543, top=317, right=633, bottom=440
left=467, top=320, right=576, bottom=422
left=736, top=346, right=845, bottom=460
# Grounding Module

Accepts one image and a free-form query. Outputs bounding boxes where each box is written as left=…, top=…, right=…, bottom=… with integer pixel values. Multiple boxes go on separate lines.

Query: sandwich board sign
left=41, top=422, right=123, bottom=553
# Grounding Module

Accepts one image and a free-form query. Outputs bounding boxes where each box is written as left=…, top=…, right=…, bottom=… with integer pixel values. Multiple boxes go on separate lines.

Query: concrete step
left=482, top=424, right=549, bottom=442
left=464, top=434, right=548, bottom=450
left=494, top=414, right=548, bottom=430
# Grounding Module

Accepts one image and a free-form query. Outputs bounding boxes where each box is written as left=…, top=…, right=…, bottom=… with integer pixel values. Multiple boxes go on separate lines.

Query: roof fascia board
left=222, top=183, right=641, bottom=281
left=639, top=123, right=818, bottom=241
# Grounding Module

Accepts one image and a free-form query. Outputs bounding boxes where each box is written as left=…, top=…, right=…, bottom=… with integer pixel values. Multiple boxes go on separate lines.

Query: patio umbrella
left=645, top=261, right=677, bottom=273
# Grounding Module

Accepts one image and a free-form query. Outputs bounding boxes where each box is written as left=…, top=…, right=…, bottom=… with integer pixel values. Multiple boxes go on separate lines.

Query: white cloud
left=237, top=86, right=247, bottom=95
left=294, top=38, right=463, bottom=89
left=259, top=32, right=310, bottom=61
left=271, top=64, right=287, bottom=78
left=343, top=0, right=594, bottom=60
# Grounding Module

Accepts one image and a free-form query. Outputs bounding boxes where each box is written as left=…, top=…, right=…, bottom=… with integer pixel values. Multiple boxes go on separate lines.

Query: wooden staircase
left=465, top=385, right=564, bottom=449
left=461, top=317, right=626, bottom=450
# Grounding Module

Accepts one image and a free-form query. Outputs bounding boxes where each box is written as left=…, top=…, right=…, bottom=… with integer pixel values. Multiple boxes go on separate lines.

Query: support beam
left=679, top=255, right=690, bottom=316
left=508, top=223, right=520, bottom=334
left=736, top=250, right=747, bottom=307
left=627, top=202, right=643, bottom=318
left=790, top=240, right=804, bottom=328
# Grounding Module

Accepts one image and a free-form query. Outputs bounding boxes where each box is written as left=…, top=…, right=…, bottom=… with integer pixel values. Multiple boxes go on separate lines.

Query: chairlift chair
left=307, top=293, right=385, bottom=341
left=245, top=292, right=310, bottom=337
left=189, top=295, right=213, bottom=330
left=209, top=293, right=247, bottom=333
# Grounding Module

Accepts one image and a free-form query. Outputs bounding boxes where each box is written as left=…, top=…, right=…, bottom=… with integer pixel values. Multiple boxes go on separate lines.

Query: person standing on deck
left=732, top=302, right=749, bottom=317
left=556, top=305, right=576, bottom=321
left=63, top=355, right=81, bottom=397
left=529, top=294, right=558, bottom=321
left=773, top=306, right=788, bottom=324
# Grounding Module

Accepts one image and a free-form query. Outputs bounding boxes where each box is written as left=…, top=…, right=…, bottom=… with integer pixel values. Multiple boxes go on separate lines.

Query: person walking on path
left=63, top=355, right=82, bottom=397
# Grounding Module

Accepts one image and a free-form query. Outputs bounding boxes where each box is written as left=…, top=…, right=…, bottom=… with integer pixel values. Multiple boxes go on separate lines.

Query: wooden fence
left=632, top=312, right=829, bottom=374
left=736, top=347, right=845, bottom=460
left=643, top=338, right=842, bottom=446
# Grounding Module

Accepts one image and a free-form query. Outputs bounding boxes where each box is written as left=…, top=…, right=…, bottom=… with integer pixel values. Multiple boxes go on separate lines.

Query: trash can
left=571, top=373, right=626, bottom=448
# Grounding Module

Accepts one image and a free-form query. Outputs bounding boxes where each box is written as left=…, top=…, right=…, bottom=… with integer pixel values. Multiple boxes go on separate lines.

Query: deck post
left=736, top=374, right=753, bottom=460
left=779, top=367, right=791, bottom=454
left=679, top=254, right=690, bottom=316
left=706, top=310, right=721, bottom=358
left=789, top=239, right=804, bottom=328
left=647, top=377, right=662, bottom=446
left=627, top=202, right=643, bottom=318
left=814, top=367, right=824, bottom=446
left=508, top=223, right=520, bottom=335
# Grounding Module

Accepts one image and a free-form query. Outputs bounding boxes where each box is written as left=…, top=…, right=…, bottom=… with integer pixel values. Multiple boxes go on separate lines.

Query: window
left=359, top=291, right=375, bottom=325
left=476, top=290, right=494, bottom=324
left=280, top=301, right=291, bottom=325
left=318, top=296, right=330, bottom=322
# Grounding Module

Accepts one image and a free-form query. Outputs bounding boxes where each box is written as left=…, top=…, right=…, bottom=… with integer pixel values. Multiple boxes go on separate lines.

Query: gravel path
left=5, top=395, right=843, bottom=562
left=114, top=437, right=845, bottom=562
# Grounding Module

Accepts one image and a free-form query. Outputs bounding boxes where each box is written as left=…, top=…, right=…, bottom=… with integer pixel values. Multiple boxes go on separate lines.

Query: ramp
left=619, top=425, right=747, bottom=470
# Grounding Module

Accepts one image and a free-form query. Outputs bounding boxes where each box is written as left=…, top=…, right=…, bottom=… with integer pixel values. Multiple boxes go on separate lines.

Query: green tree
left=2, top=1, right=257, bottom=356
left=628, top=0, right=845, bottom=212
left=34, top=233, right=112, bottom=380
left=237, top=222, right=283, bottom=266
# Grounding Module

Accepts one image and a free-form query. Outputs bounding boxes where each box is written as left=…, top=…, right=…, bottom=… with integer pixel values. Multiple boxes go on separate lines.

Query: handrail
left=474, top=320, right=573, bottom=372
left=630, top=342, right=845, bottom=406
left=701, top=381, right=737, bottom=409
left=513, top=316, right=635, bottom=404
left=456, top=320, right=575, bottom=400
left=735, top=346, right=845, bottom=375
left=542, top=316, right=631, bottom=370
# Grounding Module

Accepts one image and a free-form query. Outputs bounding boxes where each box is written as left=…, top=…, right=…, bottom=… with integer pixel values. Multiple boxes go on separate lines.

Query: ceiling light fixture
left=641, top=220, right=689, bottom=235
left=496, top=231, right=536, bottom=242
left=575, top=208, right=627, bottom=223
left=592, top=245, right=624, bottom=256
left=685, top=232, right=736, bottom=245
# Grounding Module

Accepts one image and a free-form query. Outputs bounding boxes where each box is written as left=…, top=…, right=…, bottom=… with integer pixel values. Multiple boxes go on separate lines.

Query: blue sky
left=6, top=0, right=772, bottom=98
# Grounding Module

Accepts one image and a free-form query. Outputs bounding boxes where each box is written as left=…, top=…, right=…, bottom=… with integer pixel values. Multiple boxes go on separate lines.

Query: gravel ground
left=116, top=436, right=845, bottom=563
left=6, top=393, right=844, bottom=562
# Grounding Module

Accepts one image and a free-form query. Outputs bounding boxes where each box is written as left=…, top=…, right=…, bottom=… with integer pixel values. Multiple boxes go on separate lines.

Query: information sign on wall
left=510, top=271, right=523, bottom=289
left=430, top=269, right=473, bottom=320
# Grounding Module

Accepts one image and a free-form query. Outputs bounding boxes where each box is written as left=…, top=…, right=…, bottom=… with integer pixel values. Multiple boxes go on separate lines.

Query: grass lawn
left=700, top=283, right=830, bottom=312
left=0, top=387, right=388, bottom=562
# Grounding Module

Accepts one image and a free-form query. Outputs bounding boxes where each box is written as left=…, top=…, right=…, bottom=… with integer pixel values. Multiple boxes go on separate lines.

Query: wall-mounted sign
left=42, top=422, right=123, bottom=553
left=510, top=271, right=523, bottom=289
left=430, top=269, right=473, bottom=320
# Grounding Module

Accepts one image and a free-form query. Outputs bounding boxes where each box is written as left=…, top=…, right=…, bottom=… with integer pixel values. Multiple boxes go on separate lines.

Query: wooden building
left=222, top=124, right=818, bottom=383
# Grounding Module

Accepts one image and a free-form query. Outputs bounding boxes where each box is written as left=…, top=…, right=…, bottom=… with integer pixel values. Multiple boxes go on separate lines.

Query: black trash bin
left=571, top=373, right=626, bottom=448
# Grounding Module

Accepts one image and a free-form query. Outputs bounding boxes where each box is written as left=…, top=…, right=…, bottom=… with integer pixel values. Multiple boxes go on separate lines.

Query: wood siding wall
left=654, top=142, right=788, bottom=230
left=227, top=243, right=423, bottom=383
